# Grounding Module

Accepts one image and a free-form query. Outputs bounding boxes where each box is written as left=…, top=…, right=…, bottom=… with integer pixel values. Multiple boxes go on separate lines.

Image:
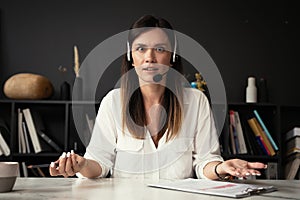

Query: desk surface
left=0, top=178, right=299, bottom=200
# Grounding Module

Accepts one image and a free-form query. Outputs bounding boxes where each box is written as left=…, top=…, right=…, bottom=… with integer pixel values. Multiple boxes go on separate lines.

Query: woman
left=50, top=15, right=266, bottom=180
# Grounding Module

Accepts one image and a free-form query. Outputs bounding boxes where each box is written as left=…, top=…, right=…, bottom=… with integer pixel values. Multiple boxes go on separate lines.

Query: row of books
left=285, top=127, right=300, bottom=156
left=17, top=108, right=62, bottom=154
left=228, top=109, right=278, bottom=156
left=285, top=127, right=300, bottom=179
left=0, top=118, right=10, bottom=156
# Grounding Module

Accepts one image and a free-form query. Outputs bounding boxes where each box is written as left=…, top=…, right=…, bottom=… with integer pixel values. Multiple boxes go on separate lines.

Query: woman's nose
left=145, top=49, right=156, bottom=63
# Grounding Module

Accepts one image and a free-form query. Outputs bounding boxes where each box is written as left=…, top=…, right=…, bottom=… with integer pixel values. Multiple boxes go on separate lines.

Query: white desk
left=0, top=178, right=299, bottom=200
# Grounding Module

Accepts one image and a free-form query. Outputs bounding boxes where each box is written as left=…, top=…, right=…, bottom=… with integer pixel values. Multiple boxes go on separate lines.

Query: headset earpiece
left=172, top=35, right=177, bottom=63
left=127, top=41, right=131, bottom=62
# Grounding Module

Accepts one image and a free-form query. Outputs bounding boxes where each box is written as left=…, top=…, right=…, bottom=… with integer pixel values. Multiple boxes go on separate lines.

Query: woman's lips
left=142, top=67, right=159, bottom=71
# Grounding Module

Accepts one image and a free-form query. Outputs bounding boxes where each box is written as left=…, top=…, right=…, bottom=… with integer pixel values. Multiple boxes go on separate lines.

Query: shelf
left=222, top=154, right=279, bottom=161
left=221, top=103, right=283, bottom=178
left=0, top=99, right=99, bottom=104
left=12, top=153, right=60, bottom=157
left=228, top=102, right=277, bottom=107
left=1, top=100, right=299, bottom=179
left=0, top=100, right=99, bottom=177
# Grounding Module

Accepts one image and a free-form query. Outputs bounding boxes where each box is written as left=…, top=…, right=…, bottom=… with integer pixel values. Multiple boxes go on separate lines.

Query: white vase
left=246, top=77, right=257, bottom=103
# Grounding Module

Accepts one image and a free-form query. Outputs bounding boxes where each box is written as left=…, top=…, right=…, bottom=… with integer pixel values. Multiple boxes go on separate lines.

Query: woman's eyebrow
left=133, top=42, right=169, bottom=46
left=133, top=43, right=147, bottom=47
left=153, top=43, right=168, bottom=46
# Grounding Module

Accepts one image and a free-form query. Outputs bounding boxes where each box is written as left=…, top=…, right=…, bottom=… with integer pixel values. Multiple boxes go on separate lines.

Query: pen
left=27, top=151, right=75, bottom=169
left=27, top=164, right=51, bottom=168
left=27, top=163, right=59, bottom=169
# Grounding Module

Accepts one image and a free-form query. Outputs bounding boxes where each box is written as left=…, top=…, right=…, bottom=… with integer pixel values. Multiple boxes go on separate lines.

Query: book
left=229, top=122, right=237, bottom=154
left=36, top=167, right=46, bottom=177
left=247, top=118, right=270, bottom=155
left=148, top=178, right=277, bottom=198
left=229, top=110, right=239, bottom=154
left=233, top=111, right=247, bottom=154
left=241, top=115, right=263, bottom=155
left=285, top=153, right=300, bottom=179
left=0, top=131, right=10, bottom=156
left=22, top=121, right=32, bottom=153
left=22, top=109, right=53, bottom=153
left=285, top=128, right=300, bottom=156
left=253, top=110, right=278, bottom=151
left=23, top=108, right=42, bottom=153
left=0, top=119, right=11, bottom=156
left=287, top=137, right=300, bottom=153
left=30, top=111, right=62, bottom=153
left=29, top=167, right=39, bottom=177
left=286, top=147, right=300, bottom=156
left=38, top=131, right=62, bottom=152
left=286, top=127, right=300, bottom=141
left=21, top=162, right=28, bottom=177
left=18, top=113, right=21, bottom=153
left=18, top=109, right=27, bottom=153
left=253, top=118, right=276, bottom=156
left=255, top=135, right=269, bottom=155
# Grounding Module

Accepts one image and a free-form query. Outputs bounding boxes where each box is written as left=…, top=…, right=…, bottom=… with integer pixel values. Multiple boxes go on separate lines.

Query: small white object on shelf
left=246, top=76, right=257, bottom=103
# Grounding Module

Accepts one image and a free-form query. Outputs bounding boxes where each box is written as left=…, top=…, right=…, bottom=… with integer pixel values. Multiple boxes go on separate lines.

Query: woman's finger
left=58, top=152, right=68, bottom=177
left=65, top=152, right=75, bottom=176
left=49, top=162, right=59, bottom=176
left=247, top=162, right=267, bottom=169
left=71, top=153, right=82, bottom=172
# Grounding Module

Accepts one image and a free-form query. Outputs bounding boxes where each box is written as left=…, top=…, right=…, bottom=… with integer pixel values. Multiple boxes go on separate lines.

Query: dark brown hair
left=121, top=15, right=183, bottom=141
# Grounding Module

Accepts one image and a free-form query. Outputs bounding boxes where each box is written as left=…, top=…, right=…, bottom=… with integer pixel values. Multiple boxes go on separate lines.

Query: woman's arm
left=49, top=152, right=102, bottom=178
left=72, top=156, right=102, bottom=178
left=50, top=90, right=119, bottom=178
left=203, top=159, right=267, bottom=180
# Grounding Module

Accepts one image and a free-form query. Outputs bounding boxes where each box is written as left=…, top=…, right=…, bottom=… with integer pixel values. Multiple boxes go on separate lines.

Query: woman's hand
left=217, top=159, right=267, bottom=178
left=49, top=151, right=88, bottom=177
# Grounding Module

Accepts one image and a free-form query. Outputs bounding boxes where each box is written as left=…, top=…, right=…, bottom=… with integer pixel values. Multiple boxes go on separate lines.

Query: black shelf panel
left=228, top=102, right=277, bottom=107
left=0, top=100, right=69, bottom=104
left=222, top=154, right=279, bottom=161
left=12, top=153, right=60, bottom=157
left=0, top=99, right=100, bottom=104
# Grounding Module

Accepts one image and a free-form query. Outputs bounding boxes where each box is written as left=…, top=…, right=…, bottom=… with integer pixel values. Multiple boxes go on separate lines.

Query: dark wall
left=0, top=0, right=299, bottom=105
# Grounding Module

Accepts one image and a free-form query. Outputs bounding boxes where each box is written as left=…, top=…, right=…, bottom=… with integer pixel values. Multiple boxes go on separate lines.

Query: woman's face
left=131, top=28, right=173, bottom=83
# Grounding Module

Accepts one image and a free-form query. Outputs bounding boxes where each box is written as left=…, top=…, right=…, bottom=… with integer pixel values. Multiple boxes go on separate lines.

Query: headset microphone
left=153, top=71, right=168, bottom=82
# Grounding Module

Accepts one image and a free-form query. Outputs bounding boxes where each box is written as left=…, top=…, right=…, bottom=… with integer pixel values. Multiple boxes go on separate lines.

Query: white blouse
left=80, top=88, right=223, bottom=180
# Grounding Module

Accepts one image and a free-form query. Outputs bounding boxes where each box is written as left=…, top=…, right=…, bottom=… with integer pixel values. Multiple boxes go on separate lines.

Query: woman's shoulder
left=100, top=88, right=121, bottom=105
left=103, top=88, right=121, bottom=99
left=183, top=88, right=207, bottom=102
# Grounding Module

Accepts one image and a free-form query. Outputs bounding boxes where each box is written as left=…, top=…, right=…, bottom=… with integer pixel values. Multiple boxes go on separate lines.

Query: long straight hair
left=121, top=15, right=184, bottom=141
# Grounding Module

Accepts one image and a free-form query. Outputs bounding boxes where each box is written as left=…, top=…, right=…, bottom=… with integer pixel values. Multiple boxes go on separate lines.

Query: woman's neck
left=140, top=84, right=166, bottom=148
left=140, top=84, right=165, bottom=105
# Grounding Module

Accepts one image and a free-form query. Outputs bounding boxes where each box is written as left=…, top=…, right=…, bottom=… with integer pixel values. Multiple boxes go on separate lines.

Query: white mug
left=0, top=162, right=19, bottom=192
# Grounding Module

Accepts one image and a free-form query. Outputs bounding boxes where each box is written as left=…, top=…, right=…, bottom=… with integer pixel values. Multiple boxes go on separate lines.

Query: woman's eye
left=136, top=47, right=144, bottom=51
left=155, top=47, right=165, bottom=52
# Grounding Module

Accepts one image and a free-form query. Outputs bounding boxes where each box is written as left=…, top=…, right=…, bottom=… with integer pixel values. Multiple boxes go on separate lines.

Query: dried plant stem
left=74, top=45, right=80, bottom=77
